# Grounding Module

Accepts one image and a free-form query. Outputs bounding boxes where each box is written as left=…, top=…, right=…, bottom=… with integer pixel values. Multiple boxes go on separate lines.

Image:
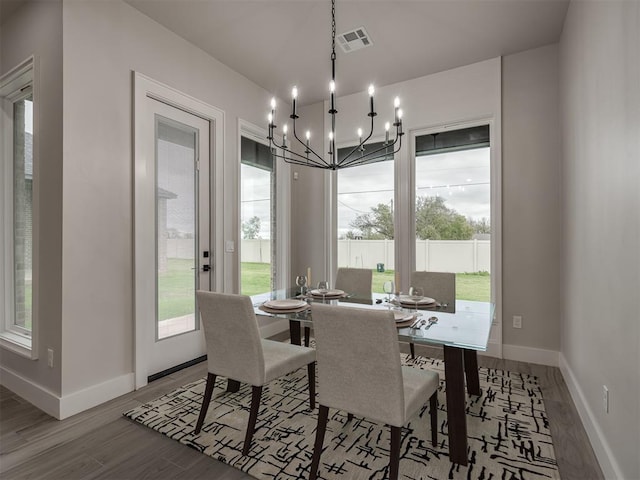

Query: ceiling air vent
left=337, top=27, right=372, bottom=53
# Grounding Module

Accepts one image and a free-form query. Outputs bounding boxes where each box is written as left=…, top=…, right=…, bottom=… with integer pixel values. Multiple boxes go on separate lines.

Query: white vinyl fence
left=167, top=238, right=490, bottom=273
left=234, top=239, right=490, bottom=273
left=338, top=239, right=490, bottom=273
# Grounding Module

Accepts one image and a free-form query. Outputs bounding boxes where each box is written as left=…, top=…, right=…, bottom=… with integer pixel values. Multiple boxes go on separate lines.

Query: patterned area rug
left=124, top=355, right=560, bottom=480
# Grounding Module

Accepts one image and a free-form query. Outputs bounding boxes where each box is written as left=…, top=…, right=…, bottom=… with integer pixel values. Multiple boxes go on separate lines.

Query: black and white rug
left=124, top=355, right=560, bottom=480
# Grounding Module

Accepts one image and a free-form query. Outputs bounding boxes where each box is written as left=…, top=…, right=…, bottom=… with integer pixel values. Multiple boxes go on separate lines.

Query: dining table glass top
left=252, top=288, right=494, bottom=351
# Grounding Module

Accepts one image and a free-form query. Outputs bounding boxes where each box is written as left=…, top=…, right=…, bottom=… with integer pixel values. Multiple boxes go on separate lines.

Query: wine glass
left=296, top=275, right=308, bottom=296
left=408, top=286, right=424, bottom=313
left=383, top=280, right=395, bottom=304
left=317, top=281, right=330, bottom=302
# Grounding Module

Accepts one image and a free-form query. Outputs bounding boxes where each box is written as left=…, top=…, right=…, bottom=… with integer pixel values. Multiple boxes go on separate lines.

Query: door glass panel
left=415, top=126, right=491, bottom=302
left=337, top=144, right=394, bottom=294
left=240, top=136, right=275, bottom=295
left=156, top=115, right=199, bottom=340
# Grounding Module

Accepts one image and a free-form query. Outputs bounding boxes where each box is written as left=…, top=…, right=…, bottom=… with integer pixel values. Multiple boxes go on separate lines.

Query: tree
left=242, top=216, right=261, bottom=239
left=349, top=203, right=395, bottom=239
left=469, top=217, right=491, bottom=234
left=345, top=195, right=475, bottom=240
left=415, top=196, right=474, bottom=240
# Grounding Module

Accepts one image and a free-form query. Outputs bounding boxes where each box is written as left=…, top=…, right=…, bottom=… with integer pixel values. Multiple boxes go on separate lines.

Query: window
left=240, top=135, right=277, bottom=295
left=414, top=125, right=491, bottom=302
left=336, top=142, right=394, bottom=293
left=1, top=57, right=36, bottom=357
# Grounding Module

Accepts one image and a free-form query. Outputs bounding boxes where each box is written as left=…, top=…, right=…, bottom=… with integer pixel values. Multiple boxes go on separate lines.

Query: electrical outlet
left=603, top=385, right=609, bottom=413
left=47, top=348, right=54, bottom=368
left=513, top=315, right=522, bottom=329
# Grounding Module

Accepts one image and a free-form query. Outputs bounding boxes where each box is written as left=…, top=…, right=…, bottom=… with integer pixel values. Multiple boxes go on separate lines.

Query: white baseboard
left=0, top=365, right=60, bottom=418
left=59, top=373, right=135, bottom=420
left=559, top=353, right=623, bottom=480
left=0, top=366, right=135, bottom=420
left=501, top=343, right=559, bottom=366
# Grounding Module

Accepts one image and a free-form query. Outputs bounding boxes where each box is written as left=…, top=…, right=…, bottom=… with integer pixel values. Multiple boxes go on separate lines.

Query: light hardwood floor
left=0, top=341, right=604, bottom=479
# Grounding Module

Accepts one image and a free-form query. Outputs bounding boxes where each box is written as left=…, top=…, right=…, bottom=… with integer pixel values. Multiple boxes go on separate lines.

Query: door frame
left=133, top=72, right=224, bottom=389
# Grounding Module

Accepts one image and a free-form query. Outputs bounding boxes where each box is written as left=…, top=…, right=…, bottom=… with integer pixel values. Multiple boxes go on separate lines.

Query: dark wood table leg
left=463, top=349, right=481, bottom=396
left=289, top=320, right=302, bottom=345
left=226, top=379, right=240, bottom=393
left=443, top=345, right=468, bottom=465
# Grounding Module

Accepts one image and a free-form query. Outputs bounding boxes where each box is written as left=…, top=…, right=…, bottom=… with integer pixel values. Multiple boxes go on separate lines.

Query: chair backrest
left=334, top=267, right=373, bottom=298
left=196, top=291, right=266, bottom=386
left=410, top=271, right=456, bottom=305
left=311, top=303, right=405, bottom=426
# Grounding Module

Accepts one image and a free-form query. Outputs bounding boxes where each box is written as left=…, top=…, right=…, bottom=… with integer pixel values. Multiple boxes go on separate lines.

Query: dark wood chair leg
left=389, top=425, right=401, bottom=480
left=226, top=379, right=240, bottom=392
left=304, top=326, right=311, bottom=347
left=307, top=362, right=316, bottom=410
left=310, top=405, right=329, bottom=480
left=429, top=392, right=438, bottom=446
left=410, top=342, right=415, bottom=359
left=289, top=320, right=302, bottom=345
left=242, top=385, right=263, bottom=456
left=347, top=412, right=354, bottom=422
left=194, top=373, right=216, bottom=434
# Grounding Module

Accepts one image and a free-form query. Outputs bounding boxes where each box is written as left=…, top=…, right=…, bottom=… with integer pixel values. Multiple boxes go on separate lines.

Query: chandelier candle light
left=266, top=0, right=404, bottom=170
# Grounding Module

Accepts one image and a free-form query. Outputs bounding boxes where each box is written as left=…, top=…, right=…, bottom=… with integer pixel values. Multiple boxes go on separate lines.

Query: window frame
left=409, top=119, right=498, bottom=301
left=0, top=56, right=38, bottom=358
left=237, top=119, right=290, bottom=293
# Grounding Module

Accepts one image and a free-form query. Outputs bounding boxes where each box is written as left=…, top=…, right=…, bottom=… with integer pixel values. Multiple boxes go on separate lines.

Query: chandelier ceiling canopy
left=267, top=0, right=404, bottom=170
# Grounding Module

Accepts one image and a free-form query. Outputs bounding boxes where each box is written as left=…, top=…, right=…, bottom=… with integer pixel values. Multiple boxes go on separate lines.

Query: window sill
left=0, top=331, right=36, bottom=359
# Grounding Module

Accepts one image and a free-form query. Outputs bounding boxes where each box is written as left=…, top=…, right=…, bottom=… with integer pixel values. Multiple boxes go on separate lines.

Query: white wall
left=60, top=0, right=285, bottom=399
left=559, top=1, right=640, bottom=478
left=502, top=44, right=562, bottom=352
left=0, top=0, right=63, bottom=399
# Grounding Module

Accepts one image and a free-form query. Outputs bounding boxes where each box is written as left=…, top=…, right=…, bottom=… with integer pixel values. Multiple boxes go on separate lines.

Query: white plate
left=393, top=311, right=415, bottom=323
left=264, top=299, right=307, bottom=310
left=398, top=295, right=436, bottom=305
left=309, top=289, right=345, bottom=297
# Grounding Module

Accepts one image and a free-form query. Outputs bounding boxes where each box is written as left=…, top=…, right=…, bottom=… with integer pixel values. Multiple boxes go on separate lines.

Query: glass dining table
left=252, top=289, right=494, bottom=466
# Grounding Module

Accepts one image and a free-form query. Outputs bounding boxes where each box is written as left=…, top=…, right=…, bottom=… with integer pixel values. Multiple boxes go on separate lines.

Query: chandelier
left=266, top=0, right=404, bottom=170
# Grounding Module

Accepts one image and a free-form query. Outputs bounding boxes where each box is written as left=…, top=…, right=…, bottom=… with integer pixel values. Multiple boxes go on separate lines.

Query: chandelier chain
left=331, top=0, right=336, bottom=62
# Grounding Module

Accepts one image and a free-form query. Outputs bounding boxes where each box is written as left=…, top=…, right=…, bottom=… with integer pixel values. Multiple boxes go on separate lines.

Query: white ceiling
left=6, top=0, right=569, bottom=106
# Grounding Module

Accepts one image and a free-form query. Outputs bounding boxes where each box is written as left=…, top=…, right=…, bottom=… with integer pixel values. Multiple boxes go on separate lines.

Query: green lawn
left=159, top=259, right=491, bottom=320
left=242, top=262, right=490, bottom=302
left=158, top=258, right=196, bottom=321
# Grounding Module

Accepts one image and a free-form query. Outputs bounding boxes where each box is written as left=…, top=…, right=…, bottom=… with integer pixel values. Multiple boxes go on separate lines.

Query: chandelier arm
left=341, top=135, right=403, bottom=169
left=339, top=131, right=403, bottom=168
left=337, top=111, right=378, bottom=165
left=270, top=147, right=331, bottom=168
left=290, top=118, right=331, bottom=166
left=269, top=135, right=333, bottom=168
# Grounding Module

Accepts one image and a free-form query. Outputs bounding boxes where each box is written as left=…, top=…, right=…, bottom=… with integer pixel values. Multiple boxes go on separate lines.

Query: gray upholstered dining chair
left=194, top=291, right=316, bottom=455
left=334, top=267, right=373, bottom=298
left=302, top=267, right=373, bottom=346
left=408, top=271, right=456, bottom=358
left=309, top=303, right=439, bottom=480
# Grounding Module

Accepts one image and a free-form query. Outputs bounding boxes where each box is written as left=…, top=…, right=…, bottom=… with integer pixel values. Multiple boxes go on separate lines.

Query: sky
left=337, top=147, right=491, bottom=237
left=166, top=141, right=490, bottom=240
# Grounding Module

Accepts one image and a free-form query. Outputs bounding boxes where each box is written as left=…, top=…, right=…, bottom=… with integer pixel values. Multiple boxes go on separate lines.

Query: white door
left=139, top=98, right=210, bottom=380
